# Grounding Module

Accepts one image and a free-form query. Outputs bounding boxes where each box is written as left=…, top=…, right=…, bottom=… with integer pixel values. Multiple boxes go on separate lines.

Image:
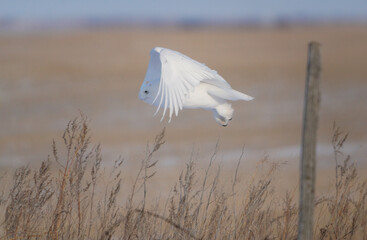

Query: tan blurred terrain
left=0, top=24, right=366, bottom=187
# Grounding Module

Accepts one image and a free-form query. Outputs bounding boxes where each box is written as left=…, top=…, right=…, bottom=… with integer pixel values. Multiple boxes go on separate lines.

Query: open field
left=1, top=24, right=367, bottom=181
left=1, top=24, right=367, bottom=166
left=0, top=24, right=367, bottom=238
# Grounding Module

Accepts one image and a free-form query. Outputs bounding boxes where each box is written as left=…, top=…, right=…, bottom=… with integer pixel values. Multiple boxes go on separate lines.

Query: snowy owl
left=138, top=47, right=254, bottom=126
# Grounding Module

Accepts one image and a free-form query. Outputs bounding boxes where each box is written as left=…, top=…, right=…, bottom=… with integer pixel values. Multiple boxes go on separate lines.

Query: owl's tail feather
left=208, top=88, right=254, bottom=101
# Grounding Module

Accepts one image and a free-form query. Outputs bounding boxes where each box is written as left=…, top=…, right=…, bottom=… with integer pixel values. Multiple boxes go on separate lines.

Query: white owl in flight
left=138, top=47, right=254, bottom=126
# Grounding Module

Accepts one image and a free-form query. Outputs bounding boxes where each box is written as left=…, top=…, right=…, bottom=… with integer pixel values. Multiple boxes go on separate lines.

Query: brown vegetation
left=0, top=116, right=366, bottom=239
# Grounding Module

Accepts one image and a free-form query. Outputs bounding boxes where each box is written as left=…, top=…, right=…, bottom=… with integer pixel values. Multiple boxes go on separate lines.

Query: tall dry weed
left=315, top=124, right=367, bottom=239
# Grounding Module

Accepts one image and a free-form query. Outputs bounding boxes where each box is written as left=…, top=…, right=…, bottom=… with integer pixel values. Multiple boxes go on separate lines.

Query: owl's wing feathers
left=153, top=48, right=231, bottom=122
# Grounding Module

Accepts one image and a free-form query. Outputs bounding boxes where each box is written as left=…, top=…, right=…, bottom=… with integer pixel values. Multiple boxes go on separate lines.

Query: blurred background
left=1, top=1, right=366, bottom=191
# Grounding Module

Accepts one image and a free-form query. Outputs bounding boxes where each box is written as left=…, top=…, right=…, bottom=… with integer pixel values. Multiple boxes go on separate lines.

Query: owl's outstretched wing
left=151, top=47, right=231, bottom=122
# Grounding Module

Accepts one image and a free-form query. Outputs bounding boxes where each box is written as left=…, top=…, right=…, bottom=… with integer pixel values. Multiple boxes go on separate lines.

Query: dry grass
left=0, top=116, right=366, bottom=240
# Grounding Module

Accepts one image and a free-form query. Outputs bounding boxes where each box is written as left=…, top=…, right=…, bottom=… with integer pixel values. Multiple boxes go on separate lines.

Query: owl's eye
left=144, top=90, right=149, bottom=94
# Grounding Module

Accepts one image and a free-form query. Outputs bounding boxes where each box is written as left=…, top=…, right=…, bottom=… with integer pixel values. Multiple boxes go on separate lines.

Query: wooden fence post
left=298, top=42, right=322, bottom=240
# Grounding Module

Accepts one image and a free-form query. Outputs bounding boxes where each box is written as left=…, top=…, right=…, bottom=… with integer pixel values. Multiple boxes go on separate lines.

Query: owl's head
left=139, top=48, right=163, bottom=106
left=138, top=77, right=160, bottom=105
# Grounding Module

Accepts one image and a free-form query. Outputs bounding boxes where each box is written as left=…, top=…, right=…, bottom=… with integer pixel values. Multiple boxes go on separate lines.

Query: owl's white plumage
left=138, top=47, right=253, bottom=126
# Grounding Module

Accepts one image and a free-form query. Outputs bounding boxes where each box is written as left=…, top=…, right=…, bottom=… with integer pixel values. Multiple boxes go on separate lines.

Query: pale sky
left=1, top=0, right=367, bottom=22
